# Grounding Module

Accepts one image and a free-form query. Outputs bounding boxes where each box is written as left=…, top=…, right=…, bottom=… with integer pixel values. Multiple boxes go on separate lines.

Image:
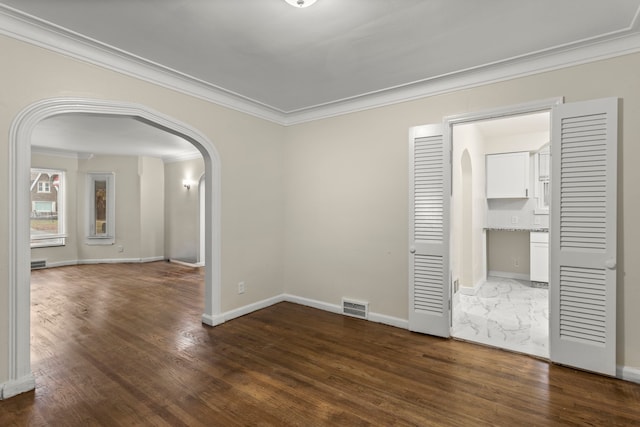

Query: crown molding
left=2, top=4, right=640, bottom=127
left=282, top=29, right=640, bottom=125
left=0, top=5, right=287, bottom=124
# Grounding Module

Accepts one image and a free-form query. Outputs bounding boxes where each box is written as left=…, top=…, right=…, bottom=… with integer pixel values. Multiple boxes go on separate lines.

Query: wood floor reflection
left=1, top=262, right=639, bottom=426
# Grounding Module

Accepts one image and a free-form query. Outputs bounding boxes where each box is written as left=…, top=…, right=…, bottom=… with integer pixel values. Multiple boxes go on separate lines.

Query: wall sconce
left=183, top=179, right=191, bottom=190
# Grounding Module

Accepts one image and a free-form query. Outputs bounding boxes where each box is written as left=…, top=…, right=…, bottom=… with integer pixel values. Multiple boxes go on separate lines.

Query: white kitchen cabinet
left=486, top=151, right=530, bottom=198
left=530, top=231, right=549, bottom=283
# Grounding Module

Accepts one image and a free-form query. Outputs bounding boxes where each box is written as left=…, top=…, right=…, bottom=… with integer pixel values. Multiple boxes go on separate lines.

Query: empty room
left=1, top=1, right=640, bottom=425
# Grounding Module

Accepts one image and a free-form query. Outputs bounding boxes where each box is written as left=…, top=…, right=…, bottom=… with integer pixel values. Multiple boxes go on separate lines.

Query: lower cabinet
left=530, top=232, right=549, bottom=282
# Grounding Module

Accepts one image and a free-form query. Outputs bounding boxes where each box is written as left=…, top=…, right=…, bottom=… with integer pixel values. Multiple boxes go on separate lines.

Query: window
left=86, top=172, right=115, bottom=244
left=30, top=168, right=65, bottom=247
left=37, top=181, right=50, bottom=193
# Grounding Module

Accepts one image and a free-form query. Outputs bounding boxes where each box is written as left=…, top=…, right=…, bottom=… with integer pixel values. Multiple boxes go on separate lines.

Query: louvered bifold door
left=550, top=98, right=618, bottom=376
left=408, top=124, right=450, bottom=337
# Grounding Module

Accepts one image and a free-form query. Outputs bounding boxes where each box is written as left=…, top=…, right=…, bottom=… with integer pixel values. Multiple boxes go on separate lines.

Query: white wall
left=451, top=124, right=487, bottom=289
left=3, top=34, right=640, bottom=384
left=0, top=33, right=286, bottom=382
left=284, top=53, right=640, bottom=370
left=164, top=157, right=204, bottom=261
left=77, top=155, right=141, bottom=261
left=30, top=153, right=168, bottom=265
left=30, top=153, right=79, bottom=265
left=140, top=156, right=165, bottom=260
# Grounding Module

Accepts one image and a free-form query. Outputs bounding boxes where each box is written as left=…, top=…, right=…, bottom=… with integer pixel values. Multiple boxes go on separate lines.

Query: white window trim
left=30, top=168, right=66, bottom=248
left=37, top=181, right=50, bottom=193
left=86, top=172, right=115, bottom=245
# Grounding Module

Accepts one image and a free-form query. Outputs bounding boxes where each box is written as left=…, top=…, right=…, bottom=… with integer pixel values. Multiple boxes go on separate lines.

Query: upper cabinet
left=486, top=151, right=530, bottom=198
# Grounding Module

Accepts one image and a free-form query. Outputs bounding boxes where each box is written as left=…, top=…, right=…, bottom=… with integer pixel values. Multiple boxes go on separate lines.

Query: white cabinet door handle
left=604, top=259, right=616, bottom=270
left=410, top=247, right=416, bottom=254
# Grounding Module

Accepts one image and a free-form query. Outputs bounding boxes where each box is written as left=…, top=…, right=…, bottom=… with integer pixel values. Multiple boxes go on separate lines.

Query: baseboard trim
left=222, top=295, right=285, bottom=322
left=43, top=257, right=166, bottom=269
left=44, top=260, right=79, bottom=268
left=201, top=313, right=225, bottom=327
left=1, top=373, right=35, bottom=400
left=169, top=259, right=204, bottom=268
left=458, top=279, right=485, bottom=296
left=488, top=270, right=530, bottom=281
left=282, top=294, right=409, bottom=329
left=282, top=294, right=342, bottom=315
left=368, top=312, right=409, bottom=329
left=78, top=257, right=165, bottom=265
left=203, top=293, right=411, bottom=332
left=617, top=365, right=640, bottom=384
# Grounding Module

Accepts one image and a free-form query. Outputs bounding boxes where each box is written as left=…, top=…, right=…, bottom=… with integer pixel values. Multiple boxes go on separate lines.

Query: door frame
left=6, top=97, right=223, bottom=398
left=443, top=97, right=563, bottom=337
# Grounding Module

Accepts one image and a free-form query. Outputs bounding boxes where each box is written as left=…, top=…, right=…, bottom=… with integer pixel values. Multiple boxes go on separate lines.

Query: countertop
left=484, top=227, right=549, bottom=232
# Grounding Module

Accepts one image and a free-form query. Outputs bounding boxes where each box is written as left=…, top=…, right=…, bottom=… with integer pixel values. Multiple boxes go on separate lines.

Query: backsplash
left=486, top=198, right=549, bottom=230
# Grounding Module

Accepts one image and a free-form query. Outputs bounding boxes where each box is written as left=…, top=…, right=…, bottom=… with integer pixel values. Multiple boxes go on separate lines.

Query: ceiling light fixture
left=285, top=0, right=317, bottom=8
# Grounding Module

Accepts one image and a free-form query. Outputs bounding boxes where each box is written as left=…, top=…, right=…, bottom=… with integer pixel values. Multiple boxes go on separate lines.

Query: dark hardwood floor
left=1, top=262, right=639, bottom=426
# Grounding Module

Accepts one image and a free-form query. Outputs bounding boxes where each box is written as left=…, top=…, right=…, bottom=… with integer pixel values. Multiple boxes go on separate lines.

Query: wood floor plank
left=1, top=261, right=639, bottom=426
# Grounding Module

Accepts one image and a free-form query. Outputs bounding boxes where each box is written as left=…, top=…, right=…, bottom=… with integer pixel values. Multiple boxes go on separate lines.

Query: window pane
left=30, top=169, right=64, bottom=247
left=95, top=180, right=107, bottom=235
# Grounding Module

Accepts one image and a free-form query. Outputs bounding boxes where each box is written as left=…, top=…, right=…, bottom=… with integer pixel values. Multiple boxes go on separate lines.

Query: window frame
left=30, top=168, right=66, bottom=248
left=37, top=181, right=50, bottom=193
left=86, top=172, right=116, bottom=245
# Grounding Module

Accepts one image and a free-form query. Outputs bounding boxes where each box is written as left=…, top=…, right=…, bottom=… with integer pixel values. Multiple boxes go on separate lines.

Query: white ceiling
left=31, top=114, right=201, bottom=161
left=2, top=0, right=639, bottom=157
left=3, top=0, right=640, bottom=114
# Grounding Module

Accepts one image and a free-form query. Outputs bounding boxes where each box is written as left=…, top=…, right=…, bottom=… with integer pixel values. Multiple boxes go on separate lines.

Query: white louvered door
left=408, top=124, right=450, bottom=336
left=550, top=98, right=618, bottom=376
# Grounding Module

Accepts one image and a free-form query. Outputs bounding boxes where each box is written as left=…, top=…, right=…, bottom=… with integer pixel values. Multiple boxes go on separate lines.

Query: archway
left=7, top=98, right=223, bottom=397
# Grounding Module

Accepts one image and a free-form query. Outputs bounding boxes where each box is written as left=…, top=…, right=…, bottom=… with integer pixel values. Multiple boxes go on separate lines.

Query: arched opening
left=7, top=98, right=223, bottom=396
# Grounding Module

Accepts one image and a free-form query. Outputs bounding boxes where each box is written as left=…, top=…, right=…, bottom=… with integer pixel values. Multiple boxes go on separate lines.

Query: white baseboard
left=458, top=278, right=485, bottom=296
left=78, top=257, right=164, bottom=265
left=617, top=365, right=640, bottom=384
left=222, top=295, right=285, bottom=322
left=1, top=373, right=35, bottom=400
left=488, top=270, right=530, bottom=281
left=201, top=313, right=225, bottom=327
left=43, top=257, right=166, bottom=269
left=44, top=259, right=79, bottom=268
left=282, top=294, right=342, bottom=315
left=169, top=259, right=204, bottom=268
left=204, top=293, right=410, bottom=332
left=368, top=312, right=409, bottom=329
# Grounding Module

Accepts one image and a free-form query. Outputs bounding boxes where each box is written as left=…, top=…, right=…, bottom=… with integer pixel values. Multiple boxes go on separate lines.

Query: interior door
left=408, top=124, right=450, bottom=336
left=550, top=97, right=618, bottom=376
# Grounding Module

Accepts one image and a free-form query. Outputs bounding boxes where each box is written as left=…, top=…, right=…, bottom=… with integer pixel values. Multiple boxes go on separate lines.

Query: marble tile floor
left=451, top=276, right=549, bottom=359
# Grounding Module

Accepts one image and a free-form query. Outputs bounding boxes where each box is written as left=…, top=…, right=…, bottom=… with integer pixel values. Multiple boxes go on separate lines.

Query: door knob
left=410, top=247, right=416, bottom=254
left=604, top=259, right=616, bottom=270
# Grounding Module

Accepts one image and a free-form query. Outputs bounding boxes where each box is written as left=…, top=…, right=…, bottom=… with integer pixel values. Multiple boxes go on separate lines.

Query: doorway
left=409, top=97, right=618, bottom=376
left=7, top=98, right=223, bottom=397
left=449, top=112, right=551, bottom=358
